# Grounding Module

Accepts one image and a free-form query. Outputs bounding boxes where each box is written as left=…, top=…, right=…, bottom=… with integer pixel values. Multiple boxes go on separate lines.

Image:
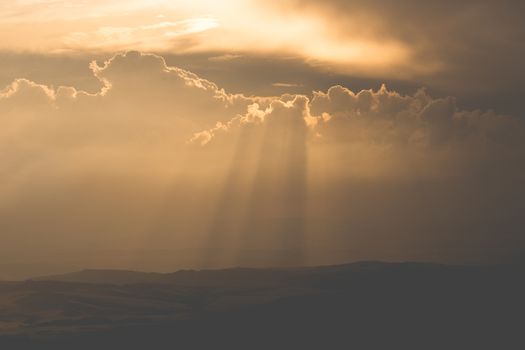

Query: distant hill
left=29, top=261, right=445, bottom=286
left=30, top=269, right=170, bottom=285
left=2, top=261, right=522, bottom=349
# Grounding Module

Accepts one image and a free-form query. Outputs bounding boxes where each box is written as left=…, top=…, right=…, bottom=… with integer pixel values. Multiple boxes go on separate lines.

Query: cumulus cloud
left=193, top=84, right=523, bottom=174
left=1, top=52, right=254, bottom=173
left=0, top=51, right=524, bottom=278
left=310, top=85, right=523, bottom=148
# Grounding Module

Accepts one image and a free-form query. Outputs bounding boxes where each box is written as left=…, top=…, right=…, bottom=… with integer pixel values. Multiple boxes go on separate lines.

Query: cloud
left=309, top=85, right=523, bottom=148
left=193, top=84, right=523, bottom=167
left=272, top=82, right=303, bottom=88
left=63, top=18, right=219, bottom=51
left=277, top=0, right=525, bottom=94
left=208, top=54, right=243, bottom=62
left=0, top=51, right=252, bottom=145
left=0, top=51, right=524, bottom=276
left=0, top=51, right=261, bottom=203
left=0, top=0, right=411, bottom=75
left=3, top=0, right=524, bottom=118
left=2, top=51, right=521, bottom=196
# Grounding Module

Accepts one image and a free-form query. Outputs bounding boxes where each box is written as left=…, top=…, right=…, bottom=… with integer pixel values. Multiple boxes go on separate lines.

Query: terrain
left=0, top=262, right=523, bottom=349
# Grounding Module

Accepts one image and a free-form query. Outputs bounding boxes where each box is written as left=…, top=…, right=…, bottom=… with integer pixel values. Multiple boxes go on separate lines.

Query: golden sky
left=1, top=1, right=524, bottom=279
left=0, top=0, right=424, bottom=76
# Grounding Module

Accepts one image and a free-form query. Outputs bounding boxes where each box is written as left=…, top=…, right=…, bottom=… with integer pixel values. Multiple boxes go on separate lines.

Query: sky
left=1, top=0, right=524, bottom=279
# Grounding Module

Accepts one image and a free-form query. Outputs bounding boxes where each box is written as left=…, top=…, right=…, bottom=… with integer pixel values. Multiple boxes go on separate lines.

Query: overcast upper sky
left=1, top=1, right=524, bottom=279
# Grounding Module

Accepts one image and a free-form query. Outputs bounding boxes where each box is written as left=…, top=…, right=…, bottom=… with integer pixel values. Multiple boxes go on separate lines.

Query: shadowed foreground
left=0, top=262, right=523, bottom=349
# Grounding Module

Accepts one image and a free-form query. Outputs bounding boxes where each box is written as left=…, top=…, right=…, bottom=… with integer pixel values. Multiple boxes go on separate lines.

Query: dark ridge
left=2, top=261, right=521, bottom=349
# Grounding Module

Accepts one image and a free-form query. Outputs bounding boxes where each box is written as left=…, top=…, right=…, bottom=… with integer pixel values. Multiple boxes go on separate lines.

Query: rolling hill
left=1, top=262, right=523, bottom=349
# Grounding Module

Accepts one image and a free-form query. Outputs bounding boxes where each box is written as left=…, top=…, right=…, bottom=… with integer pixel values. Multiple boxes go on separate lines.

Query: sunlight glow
left=0, top=0, right=415, bottom=75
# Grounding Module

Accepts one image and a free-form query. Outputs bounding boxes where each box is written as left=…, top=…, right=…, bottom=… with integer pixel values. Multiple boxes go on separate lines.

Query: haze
left=1, top=0, right=524, bottom=280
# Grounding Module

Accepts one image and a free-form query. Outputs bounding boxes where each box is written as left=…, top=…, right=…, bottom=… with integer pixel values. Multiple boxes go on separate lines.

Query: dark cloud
left=271, top=0, right=525, bottom=114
